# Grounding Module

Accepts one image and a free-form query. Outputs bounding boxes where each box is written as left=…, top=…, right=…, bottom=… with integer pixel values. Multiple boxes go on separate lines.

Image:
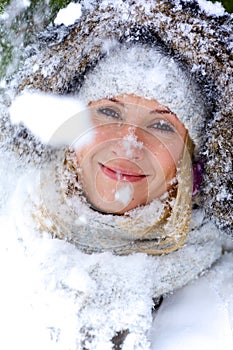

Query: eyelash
left=149, top=120, right=175, bottom=133
left=97, top=107, right=122, bottom=120
left=96, top=107, right=175, bottom=133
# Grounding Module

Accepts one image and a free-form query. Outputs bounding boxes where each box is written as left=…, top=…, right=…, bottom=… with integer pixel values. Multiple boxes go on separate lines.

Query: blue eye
left=150, top=120, right=175, bottom=133
left=97, top=107, right=121, bottom=120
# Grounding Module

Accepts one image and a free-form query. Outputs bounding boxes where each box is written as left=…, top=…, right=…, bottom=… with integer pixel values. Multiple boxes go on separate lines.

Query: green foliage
left=0, top=0, right=74, bottom=80
left=0, top=0, right=10, bottom=13
left=211, top=0, right=233, bottom=13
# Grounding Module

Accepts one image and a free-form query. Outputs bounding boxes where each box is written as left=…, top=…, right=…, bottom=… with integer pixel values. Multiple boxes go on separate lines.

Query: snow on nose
left=111, top=127, right=144, bottom=160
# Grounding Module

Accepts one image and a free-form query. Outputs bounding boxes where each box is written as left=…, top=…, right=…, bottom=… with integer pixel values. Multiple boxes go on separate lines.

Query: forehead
left=89, top=94, right=165, bottom=109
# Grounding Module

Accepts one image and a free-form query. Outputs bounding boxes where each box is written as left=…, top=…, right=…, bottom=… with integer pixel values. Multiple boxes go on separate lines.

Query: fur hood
left=4, top=0, right=233, bottom=233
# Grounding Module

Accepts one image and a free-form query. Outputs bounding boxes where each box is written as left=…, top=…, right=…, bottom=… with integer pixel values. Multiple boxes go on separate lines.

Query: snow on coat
left=0, top=165, right=232, bottom=349
left=0, top=165, right=231, bottom=350
left=151, top=253, right=233, bottom=350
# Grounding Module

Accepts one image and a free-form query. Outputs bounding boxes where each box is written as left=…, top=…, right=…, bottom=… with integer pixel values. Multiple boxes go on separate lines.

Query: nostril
left=134, top=153, right=142, bottom=161
left=111, top=140, right=144, bottom=160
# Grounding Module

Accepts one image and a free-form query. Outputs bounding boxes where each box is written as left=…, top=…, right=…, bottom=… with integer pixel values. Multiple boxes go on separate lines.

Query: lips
left=99, top=163, right=147, bottom=182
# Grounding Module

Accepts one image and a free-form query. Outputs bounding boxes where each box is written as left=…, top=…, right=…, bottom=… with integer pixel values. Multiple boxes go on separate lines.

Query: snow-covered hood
left=7, top=0, right=232, bottom=235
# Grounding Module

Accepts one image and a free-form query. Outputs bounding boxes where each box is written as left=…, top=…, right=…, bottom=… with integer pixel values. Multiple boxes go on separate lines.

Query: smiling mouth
left=99, top=163, right=148, bottom=182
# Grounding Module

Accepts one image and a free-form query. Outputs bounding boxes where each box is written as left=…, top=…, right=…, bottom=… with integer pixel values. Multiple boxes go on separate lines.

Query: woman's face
left=75, top=94, right=187, bottom=214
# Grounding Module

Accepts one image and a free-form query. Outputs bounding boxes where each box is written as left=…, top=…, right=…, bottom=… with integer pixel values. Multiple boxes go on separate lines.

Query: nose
left=110, top=128, right=145, bottom=161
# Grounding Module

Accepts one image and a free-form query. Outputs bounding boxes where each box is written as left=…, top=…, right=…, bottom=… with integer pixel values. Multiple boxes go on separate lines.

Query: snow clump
left=54, top=2, right=82, bottom=26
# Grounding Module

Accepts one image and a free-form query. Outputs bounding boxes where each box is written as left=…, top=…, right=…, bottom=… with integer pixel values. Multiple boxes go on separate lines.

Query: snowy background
left=0, top=0, right=233, bottom=349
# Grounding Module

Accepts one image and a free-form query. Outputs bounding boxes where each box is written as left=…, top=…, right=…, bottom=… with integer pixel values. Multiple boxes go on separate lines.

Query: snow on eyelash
left=149, top=120, right=176, bottom=133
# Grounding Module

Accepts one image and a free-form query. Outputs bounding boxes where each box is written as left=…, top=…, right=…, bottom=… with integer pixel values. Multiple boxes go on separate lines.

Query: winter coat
left=151, top=253, right=233, bottom=350
left=5, top=165, right=232, bottom=349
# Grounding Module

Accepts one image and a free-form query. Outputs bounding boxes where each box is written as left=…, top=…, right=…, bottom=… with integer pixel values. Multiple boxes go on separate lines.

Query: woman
left=2, top=0, right=233, bottom=348
left=18, top=42, right=212, bottom=257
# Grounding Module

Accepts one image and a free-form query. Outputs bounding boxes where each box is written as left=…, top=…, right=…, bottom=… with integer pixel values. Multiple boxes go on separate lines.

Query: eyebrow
left=108, top=98, right=177, bottom=116
left=150, top=109, right=176, bottom=116
left=108, top=97, right=125, bottom=107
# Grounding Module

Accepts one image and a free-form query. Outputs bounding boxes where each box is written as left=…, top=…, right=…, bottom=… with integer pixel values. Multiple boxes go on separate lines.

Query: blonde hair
left=130, top=134, right=194, bottom=255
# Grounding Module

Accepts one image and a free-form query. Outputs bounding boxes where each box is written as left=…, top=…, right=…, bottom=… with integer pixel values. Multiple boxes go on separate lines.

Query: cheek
left=159, top=151, right=177, bottom=177
left=167, top=141, right=184, bottom=165
left=75, top=128, right=114, bottom=163
left=147, top=135, right=184, bottom=161
left=147, top=140, right=184, bottom=179
left=75, top=123, right=134, bottom=165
